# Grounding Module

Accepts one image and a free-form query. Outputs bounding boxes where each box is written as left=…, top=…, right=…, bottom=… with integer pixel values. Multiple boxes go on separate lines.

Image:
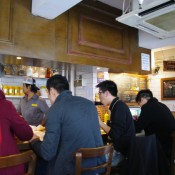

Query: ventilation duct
left=32, top=0, right=82, bottom=20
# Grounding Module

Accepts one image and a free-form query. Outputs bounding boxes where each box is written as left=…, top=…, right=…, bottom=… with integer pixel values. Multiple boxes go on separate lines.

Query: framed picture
left=161, top=77, right=175, bottom=100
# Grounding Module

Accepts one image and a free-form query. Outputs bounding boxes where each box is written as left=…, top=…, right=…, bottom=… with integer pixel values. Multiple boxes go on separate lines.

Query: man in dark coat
left=30, top=75, right=105, bottom=175
left=135, top=89, right=175, bottom=161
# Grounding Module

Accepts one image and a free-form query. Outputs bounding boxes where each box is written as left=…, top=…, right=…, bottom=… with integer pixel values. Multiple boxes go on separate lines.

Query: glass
left=98, top=91, right=103, bottom=95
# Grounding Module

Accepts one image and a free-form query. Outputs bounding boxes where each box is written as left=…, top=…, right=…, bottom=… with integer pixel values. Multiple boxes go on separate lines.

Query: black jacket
left=120, top=134, right=171, bottom=175
left=135, top=97, right=175, bottom=159
left=108, top=97, right=135, bottom=155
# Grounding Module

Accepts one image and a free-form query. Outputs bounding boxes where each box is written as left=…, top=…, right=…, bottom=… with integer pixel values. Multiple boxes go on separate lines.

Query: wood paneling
left=0, top=0, right=13, bottom=43
left=67, top=6, right=131, bottom=64
left=0, top=0, right=151, bottom=74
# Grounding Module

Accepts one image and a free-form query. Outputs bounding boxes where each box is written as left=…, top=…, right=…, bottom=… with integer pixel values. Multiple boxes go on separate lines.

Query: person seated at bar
left=135, top=89, right=175, bottom=161
left=96, top=80, right=135, bottom=167
left=17, top=77, right=49, bottom=126
left=0, top=89, right=33, bottom=175
left=30, top=75, right=105, bottom=175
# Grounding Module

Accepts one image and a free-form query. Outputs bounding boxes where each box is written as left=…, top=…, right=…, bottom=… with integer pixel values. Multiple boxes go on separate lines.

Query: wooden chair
left=75, top=144, right=114, bottom=175
left=0, top=150, right=36, bottom=175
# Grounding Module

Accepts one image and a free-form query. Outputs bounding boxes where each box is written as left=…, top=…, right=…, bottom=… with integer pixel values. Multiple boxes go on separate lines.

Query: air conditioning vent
left=138, top=24, right=159, bottom=33
left=139, top=0, right=175, bottom=17
left=116, top=0, right=175, bottom=39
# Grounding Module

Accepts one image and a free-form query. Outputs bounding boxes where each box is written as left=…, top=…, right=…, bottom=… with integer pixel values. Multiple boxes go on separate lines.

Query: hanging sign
left=141, top=53, right=150, bottom=71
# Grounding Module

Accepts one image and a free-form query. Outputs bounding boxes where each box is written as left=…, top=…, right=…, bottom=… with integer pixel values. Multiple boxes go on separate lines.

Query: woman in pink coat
left=0, top=89, right=33, bottom=175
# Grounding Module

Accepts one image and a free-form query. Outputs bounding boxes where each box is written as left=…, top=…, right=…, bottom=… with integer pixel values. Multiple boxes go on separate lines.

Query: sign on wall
left=163, top=61, right=175, bottom=71
left=141, top=53, right=150, bottom=71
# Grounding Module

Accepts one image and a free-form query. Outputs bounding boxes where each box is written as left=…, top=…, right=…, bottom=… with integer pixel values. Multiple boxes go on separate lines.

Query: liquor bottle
left=45, top=68, right=51, bottom=78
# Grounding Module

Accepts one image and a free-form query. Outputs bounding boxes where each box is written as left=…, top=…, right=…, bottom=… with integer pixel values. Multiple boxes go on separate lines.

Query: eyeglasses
left=98, top=91, right=103, bottom=95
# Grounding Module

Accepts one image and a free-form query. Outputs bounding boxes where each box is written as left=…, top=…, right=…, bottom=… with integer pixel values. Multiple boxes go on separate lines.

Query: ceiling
left=97, top=0, right=127, bottom=10
left=97, top=0, right=175, bottom=63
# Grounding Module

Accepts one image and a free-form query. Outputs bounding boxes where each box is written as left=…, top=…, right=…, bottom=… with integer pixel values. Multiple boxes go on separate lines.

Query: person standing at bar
left=17, top=77, right=49, bottom=126
left=0, top=89, right=33, bottom=175
left=96, top=80, right=135, bottom=166
left=30, top=75, right=105, bottom=175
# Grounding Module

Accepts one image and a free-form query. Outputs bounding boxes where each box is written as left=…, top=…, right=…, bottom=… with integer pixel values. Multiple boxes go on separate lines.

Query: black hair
left=46, top=74, right=69, bottom=93
left=0, top=63, right=4, bottom=78
left=135, top=89, right=153, bottom=103
left=25, top=78, right=38, bottom=93
left=96, top=80, right=118, bottom=96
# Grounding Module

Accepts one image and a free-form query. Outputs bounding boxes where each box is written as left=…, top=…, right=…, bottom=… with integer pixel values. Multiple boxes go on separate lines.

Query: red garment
left=0, top=89, right=33, bottom=175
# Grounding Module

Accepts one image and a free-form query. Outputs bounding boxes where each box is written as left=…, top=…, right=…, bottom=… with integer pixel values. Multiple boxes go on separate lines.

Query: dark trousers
left=35, top=157, right=49, bottom=175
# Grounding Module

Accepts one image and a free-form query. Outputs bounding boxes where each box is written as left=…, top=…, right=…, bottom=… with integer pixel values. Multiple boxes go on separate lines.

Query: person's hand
left=36, top=124, right=45, bottom=131
left=29, top=133, right=39, bottom=142
left=98, top=116, right=104, bottom=127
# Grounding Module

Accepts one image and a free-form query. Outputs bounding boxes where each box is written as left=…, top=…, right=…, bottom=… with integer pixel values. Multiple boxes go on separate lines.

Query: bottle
left=2, top=85, right=9, bottom=95
left=14, top=86, right=20, bottom=96
left=45, top=68, right=51, bottom=78
left=104, top=112, right=109, bottom=123
left=19, top=86, right=24, bottom=96
left=8, top=86, right=15, bottom=95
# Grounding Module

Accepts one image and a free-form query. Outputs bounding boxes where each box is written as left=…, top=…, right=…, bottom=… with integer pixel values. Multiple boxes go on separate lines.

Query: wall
left=0, top=64, right=105, bottom=107
left=147, top=72, right=175, bottom=112
left=2, top=65, right=174, bottom=112
left=74, top=65, right=108, bottom=102
left=109, top=73, right=147, bottom=101
left=109, top=72, right=175, bottom=111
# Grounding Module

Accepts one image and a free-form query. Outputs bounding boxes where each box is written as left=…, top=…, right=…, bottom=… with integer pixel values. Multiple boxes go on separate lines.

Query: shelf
left=6, top=95, right=48, bottom=99
left=3, top=75, right=48, bottom=80
left=6, top=95, right=23, bottom=98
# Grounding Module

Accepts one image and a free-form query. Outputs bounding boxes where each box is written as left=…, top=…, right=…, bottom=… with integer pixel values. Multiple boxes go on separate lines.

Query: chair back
left=75, top=144, right=114, bottom=175
left=0, top=150, right=36, bottom=175
left=171, top=131, right=175, bottom=175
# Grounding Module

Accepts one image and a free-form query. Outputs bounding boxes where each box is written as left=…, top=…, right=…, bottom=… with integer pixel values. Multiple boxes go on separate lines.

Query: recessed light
left=16, top=57, right=22, bottom=60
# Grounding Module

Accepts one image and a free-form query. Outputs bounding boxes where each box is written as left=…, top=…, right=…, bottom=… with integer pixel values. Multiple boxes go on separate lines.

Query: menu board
left=141, top=53, right=150, bottom=71
left=163, top=61, right=175, bottom=71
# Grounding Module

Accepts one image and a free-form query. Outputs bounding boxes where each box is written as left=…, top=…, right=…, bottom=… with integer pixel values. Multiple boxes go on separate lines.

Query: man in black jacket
left=135, top=89, right=175, bottom=161
left=96, top=80, right=135, bottom=167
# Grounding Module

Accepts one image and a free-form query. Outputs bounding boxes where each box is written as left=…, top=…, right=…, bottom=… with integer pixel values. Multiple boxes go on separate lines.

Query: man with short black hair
left=135, top=89, right=175, bottom=161
left=30, top=75, right=105, bottom=175
left=96, top=80, right=135, bottom=166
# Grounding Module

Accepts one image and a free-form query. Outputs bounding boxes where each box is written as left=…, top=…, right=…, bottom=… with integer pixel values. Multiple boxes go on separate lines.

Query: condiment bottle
left=14, top=86, right=20, bottom=96
left=3, top=85, right=9, bottom=95
left=8, top=86, right=14, bottom=95
left=104, top=112, right=109, bottom=123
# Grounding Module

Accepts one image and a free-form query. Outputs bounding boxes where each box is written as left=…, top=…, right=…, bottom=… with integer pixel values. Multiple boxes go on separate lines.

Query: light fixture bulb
left=138, top=0, right=144, bottom=9
left=138, top=0, right=144, bottom=4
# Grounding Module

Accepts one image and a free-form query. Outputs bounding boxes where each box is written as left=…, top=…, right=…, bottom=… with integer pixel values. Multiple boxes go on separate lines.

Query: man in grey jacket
left=30, top=74, right=105, bottom=175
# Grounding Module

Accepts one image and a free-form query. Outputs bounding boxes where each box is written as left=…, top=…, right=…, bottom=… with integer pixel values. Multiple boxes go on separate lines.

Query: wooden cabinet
left=0, top=0, right=151, bottom=74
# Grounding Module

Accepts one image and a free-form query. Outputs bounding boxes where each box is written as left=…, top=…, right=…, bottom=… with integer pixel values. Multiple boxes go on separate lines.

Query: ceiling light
left=16, top=57, right=22, bottom=60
